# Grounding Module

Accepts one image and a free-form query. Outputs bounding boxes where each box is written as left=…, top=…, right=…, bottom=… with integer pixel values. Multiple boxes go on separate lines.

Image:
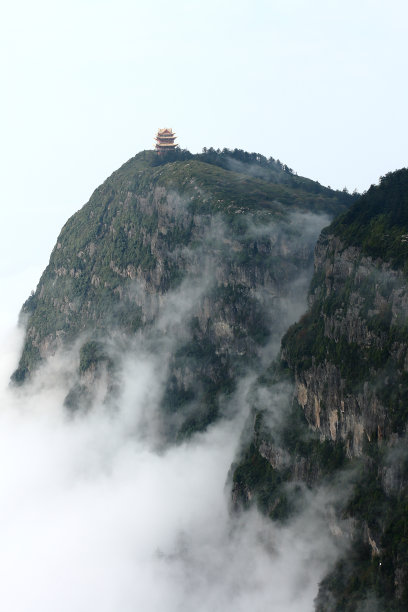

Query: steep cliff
left=15, top=149, right=408, bottom=606
left=13, top=149, right=350, bottom=440
left=232, top=169, right=408, bottom=610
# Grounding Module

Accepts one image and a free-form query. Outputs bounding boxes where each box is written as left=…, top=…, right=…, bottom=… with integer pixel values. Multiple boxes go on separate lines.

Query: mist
left=0, top=336, right=341, bottom=612
left=0, top=210, right=343, bottom=612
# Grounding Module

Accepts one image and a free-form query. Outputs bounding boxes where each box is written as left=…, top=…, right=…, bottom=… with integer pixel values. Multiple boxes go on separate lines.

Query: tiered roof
left=155, top=128, right=177, bottom=151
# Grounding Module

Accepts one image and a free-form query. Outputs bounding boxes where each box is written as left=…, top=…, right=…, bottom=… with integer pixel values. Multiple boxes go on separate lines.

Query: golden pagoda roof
left=157, top=128, right=176, bottom=136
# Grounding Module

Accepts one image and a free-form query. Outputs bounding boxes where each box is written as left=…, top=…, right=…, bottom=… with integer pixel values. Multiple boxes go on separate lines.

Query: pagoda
left=155, top=128, right=177, bottom=155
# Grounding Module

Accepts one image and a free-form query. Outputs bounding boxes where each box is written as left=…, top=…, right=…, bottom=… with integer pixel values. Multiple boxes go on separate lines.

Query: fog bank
left=0, top=210, right=341, bottom=611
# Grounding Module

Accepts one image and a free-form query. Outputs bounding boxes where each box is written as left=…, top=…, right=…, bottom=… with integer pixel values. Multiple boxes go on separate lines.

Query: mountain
left=16, top=148, right=408, bottom=609
left=12, top=148, right=352, bottom=441
left=232, top=168, right=408, bottom=610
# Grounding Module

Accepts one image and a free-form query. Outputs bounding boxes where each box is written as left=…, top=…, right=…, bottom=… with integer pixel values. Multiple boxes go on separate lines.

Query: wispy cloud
left=0, top=208, right=341, bottom=611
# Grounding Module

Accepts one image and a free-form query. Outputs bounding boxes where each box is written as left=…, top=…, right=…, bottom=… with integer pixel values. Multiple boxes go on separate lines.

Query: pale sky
left=1, top=0, right=407, bottom=329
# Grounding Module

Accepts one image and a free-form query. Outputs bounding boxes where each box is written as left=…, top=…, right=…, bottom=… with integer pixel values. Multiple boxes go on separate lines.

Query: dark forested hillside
left=331, top=168, right=408, bottom=270
left=232, top=168, right=408, bottom=610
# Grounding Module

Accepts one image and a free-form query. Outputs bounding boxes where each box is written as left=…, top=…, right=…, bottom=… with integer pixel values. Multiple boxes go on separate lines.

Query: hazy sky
left=1, top=0, right=408, bottom=325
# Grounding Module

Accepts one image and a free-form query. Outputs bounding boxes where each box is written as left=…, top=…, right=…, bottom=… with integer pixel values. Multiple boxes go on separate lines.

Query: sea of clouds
left=0, top=211, right=344, bottom=612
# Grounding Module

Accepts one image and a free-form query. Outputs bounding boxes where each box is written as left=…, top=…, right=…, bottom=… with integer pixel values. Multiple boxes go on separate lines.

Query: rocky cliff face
left=285, top=232, right=408, bottom=457
left=232, top=169, right=408, bottom=610
left=13, top=149, right=349, bottom=439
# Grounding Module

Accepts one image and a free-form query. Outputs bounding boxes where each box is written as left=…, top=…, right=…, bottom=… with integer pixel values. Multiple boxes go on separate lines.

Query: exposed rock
left=13, top=150, right=346, bottom=436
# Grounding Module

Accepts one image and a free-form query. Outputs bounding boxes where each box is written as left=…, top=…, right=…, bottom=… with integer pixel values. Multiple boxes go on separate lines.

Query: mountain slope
left=12, top=149, right=352, bottom=440
left=232, top=168, right=408, bottom=610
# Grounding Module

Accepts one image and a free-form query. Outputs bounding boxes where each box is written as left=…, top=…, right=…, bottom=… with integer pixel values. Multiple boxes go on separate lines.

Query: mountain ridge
left=232, top=168, right=408, bottom=610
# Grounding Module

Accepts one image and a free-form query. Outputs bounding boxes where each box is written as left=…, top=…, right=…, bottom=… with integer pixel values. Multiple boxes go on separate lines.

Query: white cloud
left=0, top=330, right=341, bottom=612
left=0, top=205, right=341, bottom=611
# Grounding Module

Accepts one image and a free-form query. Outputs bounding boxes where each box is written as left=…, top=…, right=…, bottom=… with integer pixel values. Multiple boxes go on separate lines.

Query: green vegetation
left=14, top=146, right=350, bottom=386
left=232, top=441, right=291, bottom=520
left=331, top=168, right=408, bottom=271
left=282, top=307, right=394, bottom=392
left=281, top=216, right=408, bottom=432
left=160, top=317, right=238, bottom=442
left=11, top=146, right=408, bottom=609
left=196, top=147, right=358, bottom=205
left=79, top=340, right=108, bottom=373
left=232, top=395, right=347, bottom=522
left=153, top=158, right=351, bottom=217
left=275, top=168, right=408, bottom=610
left=317, top=465, right=408, bottom=611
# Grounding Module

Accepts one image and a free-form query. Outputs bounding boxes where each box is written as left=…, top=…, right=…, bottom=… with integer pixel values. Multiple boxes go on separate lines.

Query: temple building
left=155, top=128, right=177, bottom=154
